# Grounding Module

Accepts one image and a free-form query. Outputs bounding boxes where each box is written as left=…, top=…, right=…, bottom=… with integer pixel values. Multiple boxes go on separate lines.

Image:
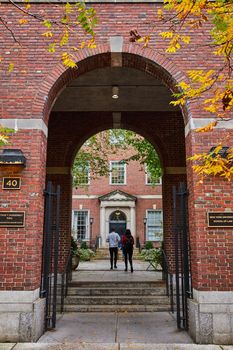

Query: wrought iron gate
left=173, top=182, right=193, bottom=330
left=40, top=181, right=60, bottom=330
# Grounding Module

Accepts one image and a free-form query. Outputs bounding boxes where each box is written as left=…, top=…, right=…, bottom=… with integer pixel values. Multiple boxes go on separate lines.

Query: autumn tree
left=0, top=126, right=14, bottom=147
left=0, top=1, right=97, bottom=72
left=1, top=0, right=233, bottom=179
left=130, top=0, right=233, bottom=180
left=72, top=130, right=161, bottom=188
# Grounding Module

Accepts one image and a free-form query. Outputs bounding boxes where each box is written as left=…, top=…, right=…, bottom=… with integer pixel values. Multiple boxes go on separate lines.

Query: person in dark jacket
left=122, top=229, right=134, bottom=272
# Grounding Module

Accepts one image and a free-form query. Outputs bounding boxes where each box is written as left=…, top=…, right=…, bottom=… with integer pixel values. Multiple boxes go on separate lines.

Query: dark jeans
left=123, top=248, right=133, bottom=270
left=109, top=247, right=118, bottom=268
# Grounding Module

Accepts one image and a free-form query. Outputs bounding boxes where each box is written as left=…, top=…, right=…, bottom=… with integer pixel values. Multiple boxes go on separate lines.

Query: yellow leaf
left=7, top=63, right=14, bottom=73
left=18, top=19, right=28, bottom=25
left=42, top=31, right=53, bottom=38
left=195, top=121, right=217, bottom=133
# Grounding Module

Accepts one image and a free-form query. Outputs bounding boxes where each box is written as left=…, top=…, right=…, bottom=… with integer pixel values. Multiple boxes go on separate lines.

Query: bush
left=78, top=248, right=95, bottom=261
left=80, top=241, right=88, bottom=249
left=143, top=241, right=154, bottom=250
left=71, top=236, right=78, bottom=256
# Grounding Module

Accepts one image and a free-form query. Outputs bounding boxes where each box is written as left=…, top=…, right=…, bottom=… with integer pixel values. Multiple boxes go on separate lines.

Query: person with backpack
left=122, top=229, right=134, bottom=272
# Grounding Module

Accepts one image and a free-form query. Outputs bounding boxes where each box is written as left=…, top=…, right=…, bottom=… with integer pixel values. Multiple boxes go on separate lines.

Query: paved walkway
left=1, top=260, right=233, bottom=349
left=71, top=259, right=162, bottom=282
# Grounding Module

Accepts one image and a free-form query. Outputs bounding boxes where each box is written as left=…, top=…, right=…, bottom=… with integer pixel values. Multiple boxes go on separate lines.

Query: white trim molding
left=1, top=119, right=48, bottom=137
left=72, top=194, right=162, bottom=199
left=185, top=118, right=233, bottom=137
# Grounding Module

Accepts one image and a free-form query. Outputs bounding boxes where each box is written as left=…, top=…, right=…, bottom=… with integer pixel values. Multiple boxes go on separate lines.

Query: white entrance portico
left=99, top=190, right=136, bottom=247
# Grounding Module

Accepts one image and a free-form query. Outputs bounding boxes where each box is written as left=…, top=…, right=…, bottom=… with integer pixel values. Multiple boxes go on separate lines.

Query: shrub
left=71, top=236, right=78, bottom=256
left=78, top=248, right=95, bottom=261
left=143, top=241, right=154, bottom=250
left=80, top=241, right=88, bottom=249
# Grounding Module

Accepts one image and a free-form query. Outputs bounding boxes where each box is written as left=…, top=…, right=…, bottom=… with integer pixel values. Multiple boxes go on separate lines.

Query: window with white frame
left=146, top=210, right=163, bottom=241
left=110, top=161, right=126, bottom=185
left=145, top=166, right=162, bottom=185
left=72, top=210, right=89, bottom=241
left=74, top=164, right=90, bottom=186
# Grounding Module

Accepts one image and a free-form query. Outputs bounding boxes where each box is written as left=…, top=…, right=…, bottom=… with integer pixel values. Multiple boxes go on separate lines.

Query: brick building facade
left=72, top=146, right=163, bottom=247
left=0, top=0, right=233, bottom=344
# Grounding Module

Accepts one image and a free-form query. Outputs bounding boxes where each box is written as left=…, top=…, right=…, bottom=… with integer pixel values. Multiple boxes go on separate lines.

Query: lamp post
left=90, top=217, right=94, bottom=246
left=143, top=217, right=147, bottom=245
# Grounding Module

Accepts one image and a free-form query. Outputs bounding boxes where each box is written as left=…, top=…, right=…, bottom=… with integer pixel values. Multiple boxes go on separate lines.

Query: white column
left=100, top=206, right=106, bottom=247
left=130, top=206, right=136, bottom=239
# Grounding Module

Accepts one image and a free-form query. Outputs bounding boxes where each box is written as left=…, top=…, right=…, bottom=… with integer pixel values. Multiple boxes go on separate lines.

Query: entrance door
left=109, top=210, right=127, bottom=240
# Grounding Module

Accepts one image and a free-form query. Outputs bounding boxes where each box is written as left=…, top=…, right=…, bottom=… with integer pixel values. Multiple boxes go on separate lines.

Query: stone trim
left=110, top=37, right=123, bottom=67
left=164, top=167, right=186, bottom=175
left=136, top=195, right=162, bottom=199
left=0, top=288, right=45, bottom=342
left=110, top=36, right=123, bottom=53
left=73, top=194, right=162, bottom=199
left=0, top=288, right=40, bottom=303
left=193, top=289, right=233, bottom=304
left=100, top=200, right=136, bottom=208
left=46, top=167, right=71, bottom=174
left=0, top=119, right=48, bottom=137
left=185, top=118, right=233, bottom=137
left=189, top=289, right=233, bottom=344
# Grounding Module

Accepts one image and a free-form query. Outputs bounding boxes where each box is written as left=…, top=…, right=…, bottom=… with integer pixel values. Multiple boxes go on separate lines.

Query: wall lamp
left=0, top=149, right=26, bottom=169
left=112, top=86, right=119, bottom=99
left=143, top=217, right=147, bottom=244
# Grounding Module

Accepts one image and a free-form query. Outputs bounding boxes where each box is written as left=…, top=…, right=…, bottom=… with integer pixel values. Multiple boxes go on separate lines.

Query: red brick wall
left=0, top=2, right=232, bottom=293
left=0, top=131, right=46, bottom=290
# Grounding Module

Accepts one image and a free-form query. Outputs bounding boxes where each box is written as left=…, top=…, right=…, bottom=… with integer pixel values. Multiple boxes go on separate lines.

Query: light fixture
left=112, top=86, right=119, bottom=99
left=89, top=217, right=94, bottom=246
left=0, top=149, right=26, bottom=168
left=143, top=217, right=147, bottom=244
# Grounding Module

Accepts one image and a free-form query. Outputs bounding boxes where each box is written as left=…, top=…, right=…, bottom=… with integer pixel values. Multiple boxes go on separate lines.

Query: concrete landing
left=38, top=312, right=192, bottom=344
left=1, top=344, right=232, bottom=349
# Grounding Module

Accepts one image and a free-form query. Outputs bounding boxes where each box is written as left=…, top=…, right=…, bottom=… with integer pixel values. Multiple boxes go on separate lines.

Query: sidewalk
left=1, top=343, right=232, bottom=349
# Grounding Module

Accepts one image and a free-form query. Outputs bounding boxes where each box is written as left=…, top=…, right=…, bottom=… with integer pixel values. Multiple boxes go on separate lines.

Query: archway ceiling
left=53, top=67, right=179, bottom=112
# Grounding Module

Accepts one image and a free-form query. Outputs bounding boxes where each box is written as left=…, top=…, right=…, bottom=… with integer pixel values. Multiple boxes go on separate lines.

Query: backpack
left=124, top=236, right=133, bottom=251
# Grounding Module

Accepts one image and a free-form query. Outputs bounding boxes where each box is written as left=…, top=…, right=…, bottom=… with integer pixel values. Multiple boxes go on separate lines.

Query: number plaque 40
left=2, top=177, right=21, bottom=190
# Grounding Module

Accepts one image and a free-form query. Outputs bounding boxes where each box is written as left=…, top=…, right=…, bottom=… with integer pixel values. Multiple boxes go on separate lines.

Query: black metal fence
left=40, top=182, right=60, bottom=330
left=173, top=182, right=193, bottom=330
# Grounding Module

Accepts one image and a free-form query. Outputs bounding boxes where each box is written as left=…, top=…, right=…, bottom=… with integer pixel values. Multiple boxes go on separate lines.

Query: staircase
left=64, top=280, right=171, bottom=312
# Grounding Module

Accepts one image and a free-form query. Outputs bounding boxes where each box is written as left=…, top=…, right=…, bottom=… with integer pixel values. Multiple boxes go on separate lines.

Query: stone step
left=69, top=281, right=165, bottom=289
left=68, top=287, right=167, bottom=296
left=63, top=304, right=171, bottom=312
left=65, top=295, right=170, bottom=305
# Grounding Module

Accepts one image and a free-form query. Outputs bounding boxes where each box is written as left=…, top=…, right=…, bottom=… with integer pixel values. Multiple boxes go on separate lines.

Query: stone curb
left=1, top=344, right=233, bottom=350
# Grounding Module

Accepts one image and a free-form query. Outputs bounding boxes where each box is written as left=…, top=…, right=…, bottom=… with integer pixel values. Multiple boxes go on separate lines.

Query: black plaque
left=0, top=212, right=25, bottom=227
left=207, top=212, right=233, bottom=227
left=2, top=177, right=21, bottom=190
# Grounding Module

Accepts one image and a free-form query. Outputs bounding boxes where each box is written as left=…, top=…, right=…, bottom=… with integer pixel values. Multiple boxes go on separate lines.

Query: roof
left=99, top=190, right=137, bottom=202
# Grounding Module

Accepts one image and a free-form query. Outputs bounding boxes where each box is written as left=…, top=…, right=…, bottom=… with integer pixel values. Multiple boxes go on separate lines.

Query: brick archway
left=32, top=45, right=189, bottom=125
